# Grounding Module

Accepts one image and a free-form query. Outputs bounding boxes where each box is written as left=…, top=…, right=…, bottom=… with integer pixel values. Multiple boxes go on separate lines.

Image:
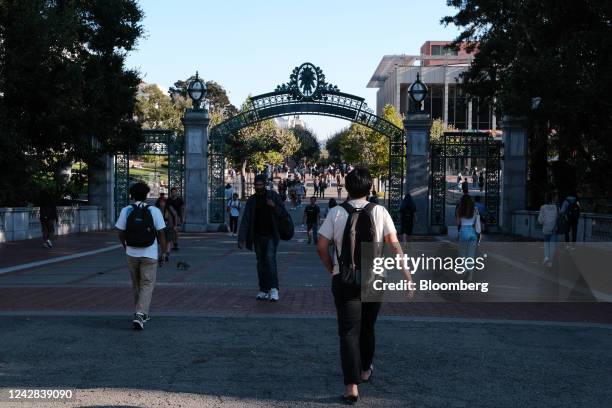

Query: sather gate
left=207, top=63, right=405, bottom=224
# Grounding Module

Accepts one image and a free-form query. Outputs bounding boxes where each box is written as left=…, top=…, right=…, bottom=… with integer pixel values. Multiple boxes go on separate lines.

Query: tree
left=325, top=129, right=347, bottom=164
left=430, top=118, right=457, bottom=144
left=135, top=84, right=177, bottom=130
left=291, top=127, right=320, bottom=162
left=338, top=104, right=401, bottom=179
left=443, top=0, right=612, bottom=203
left=0, top=0, right=144, bottom=205
left=225, top=98, right=300, bottom=175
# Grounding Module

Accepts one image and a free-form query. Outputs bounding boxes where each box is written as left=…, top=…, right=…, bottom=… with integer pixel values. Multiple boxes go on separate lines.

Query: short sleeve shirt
left=318, top=199, right=397, bottom=275
left=304, top=205, right=320, bottom=225
left=115, top=202, right=166, bottom=260
left=166, top=196, right=184, bottom=217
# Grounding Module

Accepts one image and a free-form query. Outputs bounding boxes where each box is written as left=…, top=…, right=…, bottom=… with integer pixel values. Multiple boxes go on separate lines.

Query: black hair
left=344, top=166, right=372, bottom=199
left=170, top=187, right=177, bottom=192
left=254, top=174, right=266, bottom=184
left=130, top=182, right=150, bottom=202
left=328, top=198, right=337, bottom=208
left=457, top=195, right=475, bottom=219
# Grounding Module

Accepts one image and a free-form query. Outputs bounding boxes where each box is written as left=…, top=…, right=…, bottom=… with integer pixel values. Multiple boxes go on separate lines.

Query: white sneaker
left=256, top=291, right=269, bottom=301
left=46, top=239, right=53, bottom=248
left=542, top=257, right=549, bottom=265
left=269, top=288, right=279, bottom=302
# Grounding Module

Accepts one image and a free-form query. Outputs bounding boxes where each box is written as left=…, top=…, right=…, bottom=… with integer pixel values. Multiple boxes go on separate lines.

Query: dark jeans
left=254, top=235, right=278, bottom=291
left=565, top=219, right=579, bottom=242
left=332, top=275, right=382, bottom=385
left=229, top=216, right=239, bottom=234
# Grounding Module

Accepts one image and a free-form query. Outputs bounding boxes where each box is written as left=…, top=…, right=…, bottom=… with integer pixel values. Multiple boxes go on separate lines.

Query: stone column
left=182, top=109, right=210, bottom=232
left=404, top=112, right=432, bottom=234
left=500, top=116, right=527, bottom=233
left=88, top=154, right=114, bottom=228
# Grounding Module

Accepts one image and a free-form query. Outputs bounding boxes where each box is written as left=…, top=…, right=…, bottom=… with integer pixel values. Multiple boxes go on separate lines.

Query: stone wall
left=512, top=210, right=612, bottom=242
left=0, top=206, right=105, bottom=242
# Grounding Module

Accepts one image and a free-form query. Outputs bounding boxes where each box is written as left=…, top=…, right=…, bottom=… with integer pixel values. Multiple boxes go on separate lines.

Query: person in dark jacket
left=399, top=193, right=416, bottom=241
left=39, top=191, right=58, bottom=248
left=238, top=174, right=289, bottom=301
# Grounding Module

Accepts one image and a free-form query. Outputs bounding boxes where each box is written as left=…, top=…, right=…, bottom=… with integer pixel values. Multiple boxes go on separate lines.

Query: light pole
left=408, top=73, right=429, bottom=112
left=187, top=71, right=206, bottom=111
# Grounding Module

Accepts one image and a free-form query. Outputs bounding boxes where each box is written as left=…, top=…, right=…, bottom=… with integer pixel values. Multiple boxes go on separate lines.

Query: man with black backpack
left=316, top=166, right=412, bottom=404
left=559, top=193, right=581, bottom=243
left=115, top=182, right=166, bottom=331
left=238, top=174, right=293, bottom=302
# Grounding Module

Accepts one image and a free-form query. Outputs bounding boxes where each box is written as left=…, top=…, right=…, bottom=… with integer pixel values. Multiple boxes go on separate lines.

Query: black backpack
left=336, top=202, right=377, bottom=286
left=125, top=204, right=157, bottom=247
left=566, top=200, right=580, bottom=221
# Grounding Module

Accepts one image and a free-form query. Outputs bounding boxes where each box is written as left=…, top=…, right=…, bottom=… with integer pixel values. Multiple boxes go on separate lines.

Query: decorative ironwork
left=430, top=131, right=502, bottom=227
left=209, top=63, right=405, bottom=225
left=113, top=129, right=184, bottom=220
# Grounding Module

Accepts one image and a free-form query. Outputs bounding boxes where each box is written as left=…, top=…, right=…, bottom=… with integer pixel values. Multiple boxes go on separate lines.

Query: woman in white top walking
left=456, top=194, right=481, bottom=281
left=538, top=193, right=559, bottom=267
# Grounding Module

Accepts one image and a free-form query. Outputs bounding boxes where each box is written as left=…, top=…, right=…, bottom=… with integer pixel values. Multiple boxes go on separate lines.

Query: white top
left=228, top=198, right=241, bottom=217
left=115, top=202, right=166, bottom=260
left=224, top=187, right=234, bottom=200
left=318, top=199, right=397, bottom=275
left=538, top=204, right=559, bottom=235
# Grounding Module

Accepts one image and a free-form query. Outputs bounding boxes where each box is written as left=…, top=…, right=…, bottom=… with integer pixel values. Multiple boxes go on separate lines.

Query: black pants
left=332, top=275, right=382, bottom=385
left=229, top=216, right=239, bottom=233
left=565, top=219, right=579, bottom=242
left=254, top=235, right=278, bottom=291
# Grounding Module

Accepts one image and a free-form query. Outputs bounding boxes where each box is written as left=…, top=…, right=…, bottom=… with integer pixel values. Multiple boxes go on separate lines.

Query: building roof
left=366, top=55, right=417, bottom=88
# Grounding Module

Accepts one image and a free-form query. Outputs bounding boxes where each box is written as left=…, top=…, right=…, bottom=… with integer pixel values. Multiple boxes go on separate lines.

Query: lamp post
left=408, top=73, right=428, bottom=112
left=187, top=71, right=206, bottom=111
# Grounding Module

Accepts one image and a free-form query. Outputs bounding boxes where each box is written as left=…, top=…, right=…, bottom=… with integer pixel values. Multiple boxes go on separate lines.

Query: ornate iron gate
left=114, top=129, right=184, bottom=220
left=429, top=131, right=502, bottom=227
left=208, top=63, right=405, bottom=225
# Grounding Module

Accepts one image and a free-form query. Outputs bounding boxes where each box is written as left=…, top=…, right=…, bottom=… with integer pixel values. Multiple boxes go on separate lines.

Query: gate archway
left=208, top=63, right=405, bottom=224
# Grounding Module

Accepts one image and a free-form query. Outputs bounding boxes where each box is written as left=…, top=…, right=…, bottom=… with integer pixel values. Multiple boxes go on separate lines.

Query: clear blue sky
left=126, top=0, right=461, bottom=140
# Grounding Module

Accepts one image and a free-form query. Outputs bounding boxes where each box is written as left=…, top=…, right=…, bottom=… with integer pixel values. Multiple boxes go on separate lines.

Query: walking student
left=166, top=187, right=184, bottom=251
left=316, top=167, right=412, bottom=404
left=39, top=191, right=58, bottom=248
left=399, top=193, right=416, bottom=242
left=116, top=182, right=166, bottom=330
left=456, top=194, right=481, bottom=281
left=303, top=196, right=321, bottom=244
left=238, top=174, right=290, bottom=302
left=227, top=192, right=241, bottom=237
left=538, top=193, right=559, bottom=267
left=559, top=192, right=581, bottom=244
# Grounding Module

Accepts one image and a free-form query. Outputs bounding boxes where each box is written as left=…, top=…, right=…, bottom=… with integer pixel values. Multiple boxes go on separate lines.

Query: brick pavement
left=1, top=198, right=610, bottom=323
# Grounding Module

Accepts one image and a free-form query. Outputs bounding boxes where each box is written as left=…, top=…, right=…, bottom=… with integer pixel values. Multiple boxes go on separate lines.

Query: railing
left=512, top=210, right=612, bottom=242
left=0, top=206, right=104, bottom=243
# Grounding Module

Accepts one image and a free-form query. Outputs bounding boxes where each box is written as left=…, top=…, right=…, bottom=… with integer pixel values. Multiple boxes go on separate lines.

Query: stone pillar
left=182, top=109, right=210, bottom=232
left=88, top=154, right=114, bottom=228
left=500, top=116, right=527, bottom=233
left=404, top=112, right=432, bottom=235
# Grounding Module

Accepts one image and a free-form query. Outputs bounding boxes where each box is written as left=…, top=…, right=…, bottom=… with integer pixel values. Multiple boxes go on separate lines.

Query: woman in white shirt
left=538, top=193, right=559, bottom=267
left=227, top=193, right=241, bottom=236
left=455, top=194, right=481, bottom=281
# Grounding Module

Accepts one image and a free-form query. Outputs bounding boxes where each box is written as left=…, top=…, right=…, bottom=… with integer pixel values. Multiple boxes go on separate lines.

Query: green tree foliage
left=225, top=98, right=300, bottom=173
left=135, top=84, right=178, bottom=130
left=291, top=127, right=320, bottom=162
left=0, top=0, right=144, bottom=205
left=443, top=0, right=612, bottom=200
left=430, top=118, right=457, bottom=144
left=338, top=104, right=402, bottom=178
left=325, top=129, right=346, bottom=164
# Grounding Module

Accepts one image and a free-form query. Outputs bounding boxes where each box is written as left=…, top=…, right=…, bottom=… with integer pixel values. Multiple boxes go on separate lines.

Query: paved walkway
left=1, top=197, right=611, bottom=407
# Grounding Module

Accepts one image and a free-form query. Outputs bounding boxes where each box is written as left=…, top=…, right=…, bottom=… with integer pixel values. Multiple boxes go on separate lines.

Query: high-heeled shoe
left=342, top=394, right=358, bottom=405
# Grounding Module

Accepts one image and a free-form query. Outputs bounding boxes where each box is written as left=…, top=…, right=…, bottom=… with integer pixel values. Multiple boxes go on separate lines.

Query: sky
left=126, top=0, right=461, bottom=141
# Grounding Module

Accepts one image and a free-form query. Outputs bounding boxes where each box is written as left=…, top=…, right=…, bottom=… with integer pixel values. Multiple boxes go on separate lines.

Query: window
left=431, top=44, right=458, bottom=56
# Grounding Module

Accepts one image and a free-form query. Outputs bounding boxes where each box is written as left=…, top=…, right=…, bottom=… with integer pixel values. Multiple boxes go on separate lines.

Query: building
left=367, top=41, right=497, bottom=131
left=275, top=115, right=305, bottom=130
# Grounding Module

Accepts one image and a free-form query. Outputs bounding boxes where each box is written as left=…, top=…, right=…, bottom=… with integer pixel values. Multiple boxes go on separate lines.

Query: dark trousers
left=565, top=219, right=579, bottom=242
left=332, top=275, right=382, bottom=385
left=229, top=216, right=239, bottom=233
left=254, top=235, right=278, bottom=291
